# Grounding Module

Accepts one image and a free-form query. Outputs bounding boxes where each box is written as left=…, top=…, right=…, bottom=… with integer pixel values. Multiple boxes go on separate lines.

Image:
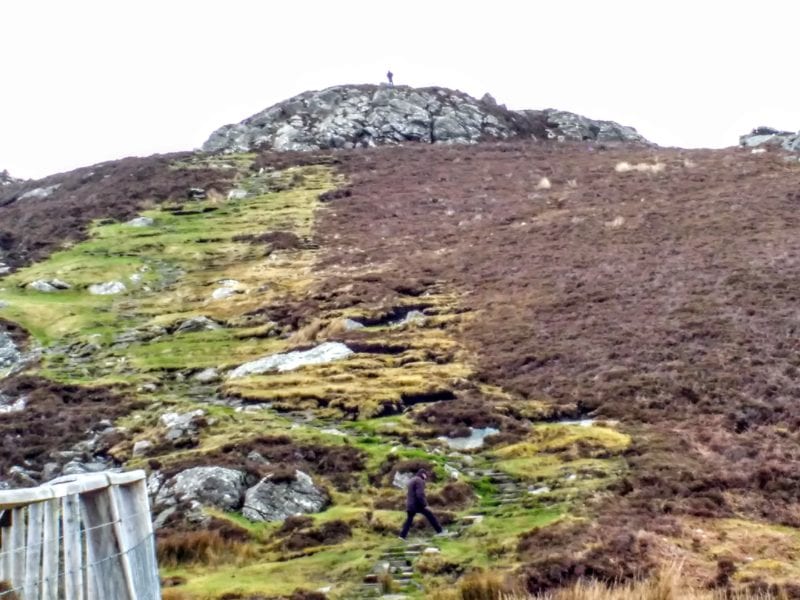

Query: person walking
left=386, top=70, right=394, bottom=87
left=398, top=469, right=444, bottom=540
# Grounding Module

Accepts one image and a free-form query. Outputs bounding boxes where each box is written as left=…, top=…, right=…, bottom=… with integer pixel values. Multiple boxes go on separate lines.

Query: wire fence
left=0, top=532, right=157, bottom=599
left=0, top=470, right=160, bottom=600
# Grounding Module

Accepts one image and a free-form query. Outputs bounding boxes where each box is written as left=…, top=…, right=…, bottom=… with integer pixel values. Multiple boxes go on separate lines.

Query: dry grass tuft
left=156, top=529, right=254, bottom=567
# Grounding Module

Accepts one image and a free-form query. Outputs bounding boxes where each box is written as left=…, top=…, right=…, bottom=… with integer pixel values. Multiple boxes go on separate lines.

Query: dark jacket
left=406, top=475, right=428, bottom=512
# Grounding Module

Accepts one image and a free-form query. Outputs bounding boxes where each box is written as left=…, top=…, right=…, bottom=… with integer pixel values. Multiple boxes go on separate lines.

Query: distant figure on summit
left=399, top=469, right=444, bottom=540
left=386, top=70, right=394, bottom=87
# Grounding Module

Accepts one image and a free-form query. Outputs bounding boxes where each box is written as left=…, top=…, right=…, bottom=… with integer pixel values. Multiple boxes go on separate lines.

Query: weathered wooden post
left=0, top=470, right=160, bottom=600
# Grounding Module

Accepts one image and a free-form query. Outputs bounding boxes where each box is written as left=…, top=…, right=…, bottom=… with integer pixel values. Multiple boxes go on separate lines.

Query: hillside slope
left=2, top=135, right=800, bottom=598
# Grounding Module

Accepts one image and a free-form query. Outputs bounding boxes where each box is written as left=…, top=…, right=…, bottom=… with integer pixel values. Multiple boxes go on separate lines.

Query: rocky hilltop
left=203, top=84, right=647, bottom=153
left=6, top=87, right=800, bottom=598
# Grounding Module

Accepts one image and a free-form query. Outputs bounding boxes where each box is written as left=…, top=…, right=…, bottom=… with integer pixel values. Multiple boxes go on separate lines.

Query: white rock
left=423, top=547, right=441, bottom=555
left=211, top=279, right=243, bottom=300
left=227, top=189, right=248, bottom=200
left=88, top=281, right=126, bottom=295
left=126, top=216, right=154, bottom=227
left=28, top=280, right=58, bottom=292
left=227, top=342, right=353, bottom=378
left=193, top=368, right=220, bottom=383
left=392, top=471, right=413, bottom=490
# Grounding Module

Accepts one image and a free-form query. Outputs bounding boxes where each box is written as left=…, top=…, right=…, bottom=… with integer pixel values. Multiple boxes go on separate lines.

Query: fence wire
left=0, top=532, right=158, bottom=600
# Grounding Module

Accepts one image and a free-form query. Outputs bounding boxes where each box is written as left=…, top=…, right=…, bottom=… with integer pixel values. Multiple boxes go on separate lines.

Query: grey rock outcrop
left=203, top=84, right=647, bottom=154
left=228, top=341, right=353, bottom=378
left=155, top=466, right=247, bottom=511
left=740, top=126, right=800, bottom=152
left=527, top=109, right=647, bottom=143
left=242, top=470, right=329, bottom=522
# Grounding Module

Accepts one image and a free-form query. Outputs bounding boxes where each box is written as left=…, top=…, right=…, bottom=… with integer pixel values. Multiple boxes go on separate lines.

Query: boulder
left=242, top=470, right=329, bottom=522
left=203, top=84, right=648, bottom=154
left=88, top=281, right=126, bottom=295
left=155, top=466, right=247, bottom=511
left=228, top=342, right=353, bottom=378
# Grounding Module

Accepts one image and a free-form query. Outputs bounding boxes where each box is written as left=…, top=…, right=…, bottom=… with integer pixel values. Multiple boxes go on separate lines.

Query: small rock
left=193, top=367, right=220, bottom=383
left=392, top=471, right=413, bottom=490
left=126, top=216, right=154, bottom=227
left=8, top=465, right=37, bottom=487
left=396, top=310, right=426, bottom=327
left=227, top=189, right=248, bottom=200
left=132, top=440, right=154, bottom=457
left=246, top=451, right=269, bottom=465
left=174, top=316, right=221, bottom=334
left=187, top=187, right=207, bottom=200
left=88, top=281, right=126, bottom=295
left=444, top=464, right=461, bottom=480
left=342, top=318, right=365, bottom=331
left=423, top=547, right=441, bottom=555
left=160, top=409, right=205, bottom=442
left=28, top=280, right=58, bottom=293
left=211, top=280, right=243, bottom=301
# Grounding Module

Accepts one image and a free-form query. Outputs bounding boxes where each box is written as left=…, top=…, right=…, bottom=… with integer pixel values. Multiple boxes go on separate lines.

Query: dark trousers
left=399, top=507, right=442, bottom=538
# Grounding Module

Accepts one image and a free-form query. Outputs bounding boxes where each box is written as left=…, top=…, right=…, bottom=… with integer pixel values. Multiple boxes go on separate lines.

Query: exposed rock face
left=740, top=126, right=800, bottom=152
left=242, top=470, right=329, bottom=522
left=203, top=84, right=647, bottom=153
left=155, top=466, right=247, bottom=511
left=228, top=342, right=353, bottom=378
left=527, top=109, right=647, bottom=144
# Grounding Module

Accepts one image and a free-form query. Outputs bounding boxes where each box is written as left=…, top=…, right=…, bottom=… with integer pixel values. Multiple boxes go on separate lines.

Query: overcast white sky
left=2, top=1, right=800, bottom=179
